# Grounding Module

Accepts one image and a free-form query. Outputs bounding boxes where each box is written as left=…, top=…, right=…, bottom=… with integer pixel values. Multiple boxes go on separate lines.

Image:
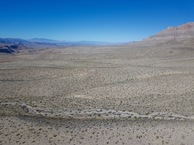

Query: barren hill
left=128, top=22, right=194, bottom=51
left=148, top=22, right=194, bottom=41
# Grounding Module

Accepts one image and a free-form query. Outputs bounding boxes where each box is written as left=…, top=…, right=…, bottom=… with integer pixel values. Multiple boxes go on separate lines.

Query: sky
left=0, top=0, right=194, bottom=42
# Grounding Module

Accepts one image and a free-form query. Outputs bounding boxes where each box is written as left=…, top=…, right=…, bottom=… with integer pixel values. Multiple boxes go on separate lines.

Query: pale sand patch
left=73, top=95, right=95, bottom=99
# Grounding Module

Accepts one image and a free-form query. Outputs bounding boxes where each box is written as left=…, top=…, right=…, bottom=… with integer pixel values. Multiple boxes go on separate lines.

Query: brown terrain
left=0, top=22, right=194, bottom=145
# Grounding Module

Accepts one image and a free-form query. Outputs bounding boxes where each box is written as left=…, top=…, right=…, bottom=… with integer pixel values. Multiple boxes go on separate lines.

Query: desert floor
left=0, top=45, right=194, bottom=144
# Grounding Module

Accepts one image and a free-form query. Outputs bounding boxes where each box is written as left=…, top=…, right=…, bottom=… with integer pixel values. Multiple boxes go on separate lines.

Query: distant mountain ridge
left=0, top=38, right=121, bottom=53
left=0, top=38, right=30, bottom=45
left=0, top=38, right=119, bottom=47
left=29, top=38, right=120, bottom=46
left=29, top=38, right=59, bottom=43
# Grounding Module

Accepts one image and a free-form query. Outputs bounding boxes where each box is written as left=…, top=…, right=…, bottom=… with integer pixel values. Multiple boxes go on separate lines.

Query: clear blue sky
left=0, top=0, right=193, bottom=42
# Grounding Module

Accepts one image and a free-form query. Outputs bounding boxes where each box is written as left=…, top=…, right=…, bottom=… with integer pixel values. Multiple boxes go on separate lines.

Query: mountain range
left=1, top=22, right=194, bottom=53
left=0, top=38, right=123, bottom=53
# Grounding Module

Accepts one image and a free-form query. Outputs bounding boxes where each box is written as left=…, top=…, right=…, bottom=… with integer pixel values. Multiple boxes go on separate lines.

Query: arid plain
left=1, top=40, right=194, bottom=145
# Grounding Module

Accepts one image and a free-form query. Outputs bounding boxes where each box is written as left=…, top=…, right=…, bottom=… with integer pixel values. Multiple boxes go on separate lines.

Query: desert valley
left=0, top=22, right=194, bottom=145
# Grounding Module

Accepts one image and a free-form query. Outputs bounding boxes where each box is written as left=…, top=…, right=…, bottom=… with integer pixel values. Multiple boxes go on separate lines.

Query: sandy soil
left=0, top=45, right=194, bottom=144
left=1, top=116, right=194, bottom=145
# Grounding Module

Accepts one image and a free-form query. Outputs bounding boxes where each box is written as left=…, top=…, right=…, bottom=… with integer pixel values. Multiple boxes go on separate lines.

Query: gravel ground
left=0, top=45, right=194, bottom=144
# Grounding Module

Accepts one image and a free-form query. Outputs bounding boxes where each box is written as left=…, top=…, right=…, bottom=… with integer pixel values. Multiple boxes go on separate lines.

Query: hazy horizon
left=0, top=0, right=194, bottom=42
left=0, top=37, right=127, bottom=43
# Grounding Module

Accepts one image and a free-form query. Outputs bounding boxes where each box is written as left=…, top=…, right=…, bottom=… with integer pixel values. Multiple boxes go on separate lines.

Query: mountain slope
left=146, top=22, right=194, bottom=42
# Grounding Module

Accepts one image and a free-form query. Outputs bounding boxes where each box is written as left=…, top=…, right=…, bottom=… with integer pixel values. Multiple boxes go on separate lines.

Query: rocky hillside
left=128, top=22, right=194, bottom=49
left=146, top=22, right=194, bottom=42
